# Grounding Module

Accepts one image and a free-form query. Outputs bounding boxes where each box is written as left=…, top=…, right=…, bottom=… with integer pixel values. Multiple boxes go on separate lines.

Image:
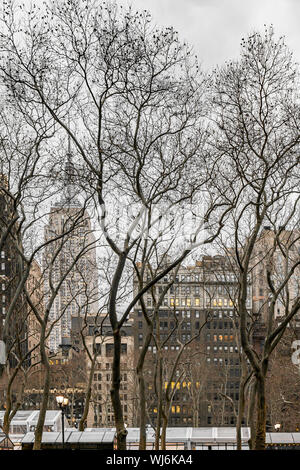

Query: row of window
left=93, top=343, right=127, bottom=355
left=167, top=285, right=238, bottom=295
left=93, top=373, right=128, bottom=382
left=138, top=321, right=238, bottom=332
left=150, top=297, right=236, bottom=308
left=138, top=336, right=192, bottom=346
left=208, top=334, right=235, bottom=342
left=141, top=345, right=181, bottom=353
left=207, top=416, right=238, bottom=425
left=206, top=321, right=238, bottom=330
left=137, top=309, right=238, bottom=319
left=206, top=356, right=239, bottom=364
left=207, top=345, right=239, bottom=353
left=138, top=334, right=238, bottom=345
left=94, top=394, right=129, bottom=405
left=148, top=273, right=238, bottom=283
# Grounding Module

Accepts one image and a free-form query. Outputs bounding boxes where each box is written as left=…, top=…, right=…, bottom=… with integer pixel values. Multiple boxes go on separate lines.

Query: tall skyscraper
left=44, top=155, right=98, bottom=353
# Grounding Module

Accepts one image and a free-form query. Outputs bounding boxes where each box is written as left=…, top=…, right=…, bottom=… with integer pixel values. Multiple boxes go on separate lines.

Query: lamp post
left=56, top=395, right=69, bottom=449
left=274, top=423, right=281, bottom=432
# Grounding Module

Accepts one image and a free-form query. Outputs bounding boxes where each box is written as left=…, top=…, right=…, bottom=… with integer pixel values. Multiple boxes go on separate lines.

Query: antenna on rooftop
left=55, top=113, right=81, bottom=208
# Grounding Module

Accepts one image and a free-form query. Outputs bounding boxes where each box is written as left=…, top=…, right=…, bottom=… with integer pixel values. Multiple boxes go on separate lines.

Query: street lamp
left=56, top=395, right=69, bottom=449
left=274, top=423, right=281, bottom=432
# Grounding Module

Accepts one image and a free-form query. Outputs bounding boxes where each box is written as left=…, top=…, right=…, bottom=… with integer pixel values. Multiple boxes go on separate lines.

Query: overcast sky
left=118, top=0, right=300, bottom=70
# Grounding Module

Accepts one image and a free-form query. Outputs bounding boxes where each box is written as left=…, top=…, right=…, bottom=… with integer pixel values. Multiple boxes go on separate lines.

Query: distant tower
left=63, top=130, right=79, bottom=206
left=44, top=143, right=98, bottom=353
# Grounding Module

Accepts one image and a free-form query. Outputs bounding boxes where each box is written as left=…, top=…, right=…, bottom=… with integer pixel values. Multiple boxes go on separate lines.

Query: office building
left=133, top=255, right=252, bottom=427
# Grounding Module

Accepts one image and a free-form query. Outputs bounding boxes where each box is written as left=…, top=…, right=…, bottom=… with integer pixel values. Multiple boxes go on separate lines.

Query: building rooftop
left=0, top=410, right=62, bottom=429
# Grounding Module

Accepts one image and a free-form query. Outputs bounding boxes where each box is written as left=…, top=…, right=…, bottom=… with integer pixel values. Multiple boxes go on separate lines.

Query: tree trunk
left=137, top=371, right=147, bottom=450
left=254, top=374, right=266, bottom=450
left=161, top=410, right=168, bottom=450
left=236, top=381, right=245, bottom=450
left=2, top=396, right=12, bottom=436
left=236, top=359, right=248, bottom=450
left=155, top=401, right=162, bottom=450
left=137, top=327, right=152, bottom=450
left=247, top=379, right=257, bottom=450
left=193, top=410, right=198, bottom=428
left=6, top=380, right=25, bottom=430
left=111, top=328, right=127, bottom=450
left=33, top=328, right=50, bottom=450
left=79, top=356, right=96, bottom=431
left=155, top=351, right=163, bottom=450
left=2, top=361, right=24, bottom=434
left=70, top=391, right=74, bottom=426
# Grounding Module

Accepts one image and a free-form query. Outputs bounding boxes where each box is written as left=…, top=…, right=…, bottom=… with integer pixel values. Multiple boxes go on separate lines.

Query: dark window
left=94, top=343, right=101, bottom=354
left=105, top=343, right=114, bottom=357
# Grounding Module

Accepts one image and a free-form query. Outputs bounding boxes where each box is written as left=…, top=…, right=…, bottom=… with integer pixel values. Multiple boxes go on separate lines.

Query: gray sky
left=118, top=0, right=300, bottom=70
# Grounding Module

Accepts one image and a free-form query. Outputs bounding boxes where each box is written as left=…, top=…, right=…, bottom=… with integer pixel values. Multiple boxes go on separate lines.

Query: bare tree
left=210, top=27, right=300, bottom=449
left=0, top=0, right=240, bottom=449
